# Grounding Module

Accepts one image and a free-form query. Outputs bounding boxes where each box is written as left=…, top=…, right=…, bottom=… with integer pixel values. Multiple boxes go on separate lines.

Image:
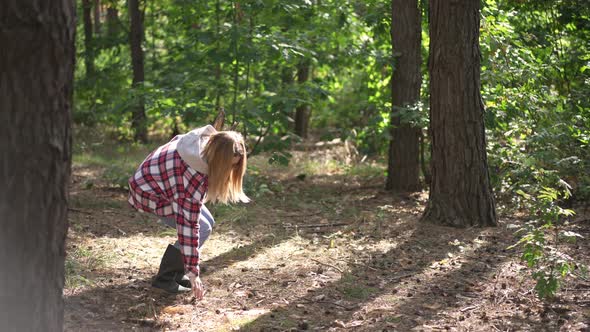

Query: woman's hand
left=188, top=272, right=205, bottom=300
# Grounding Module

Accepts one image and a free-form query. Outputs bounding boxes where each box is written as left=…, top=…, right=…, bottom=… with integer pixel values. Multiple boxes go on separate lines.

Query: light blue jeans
left=160, top=204, right=215, bottom=250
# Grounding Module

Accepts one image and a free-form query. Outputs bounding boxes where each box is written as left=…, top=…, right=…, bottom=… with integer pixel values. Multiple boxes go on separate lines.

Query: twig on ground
left=257, top=267, right=277, bottom=272
left=300, top=299, right=355, bottom=310
left=347, top=261, right=378, bottom=271
left=279, top=211, right=323, bottom=218
left=68, top=207, right=92, bottom=215
left=283, top=223, right=350, bottom=229
left=103, top=209, right=135, bottom=217
left=390, top=271, right=419, bottom=282
left=460, top=305, right=481, bottom=312
left=310, top=258, right=344, bottom=273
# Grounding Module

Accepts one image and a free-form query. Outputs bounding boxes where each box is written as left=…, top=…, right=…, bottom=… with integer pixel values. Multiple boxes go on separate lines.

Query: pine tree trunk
left=129, top=0, right=148, bottom=142
left=106, top=7, right=119, bottom=36
left=94, top=0, right=101, bottom=34
left=421, top=0, right=497, bottom=227
left=386, top=0, right=422, bottom=192
left=295, top=60, right=311, bottom=138
left=0, top=1, right=74, bottom=330
left=83, top=0, right=94, bottom=77
left=215, top=0, right=223, bottom=109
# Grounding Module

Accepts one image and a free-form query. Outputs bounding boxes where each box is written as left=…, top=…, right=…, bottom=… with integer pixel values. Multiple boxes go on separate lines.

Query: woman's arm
left=172, top=197, right=202, bottom=277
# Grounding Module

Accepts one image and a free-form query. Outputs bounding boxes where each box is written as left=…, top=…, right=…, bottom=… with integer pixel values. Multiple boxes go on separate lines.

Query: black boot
left=152, top=244, right=192, bottom=293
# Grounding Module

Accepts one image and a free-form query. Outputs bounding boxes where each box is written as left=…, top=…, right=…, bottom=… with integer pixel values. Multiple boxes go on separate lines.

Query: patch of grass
left=70, top=196, right=126, bottom=210
left=300, top=159, right=343, bottom=175
left=158, top=228, right=177, bottom=237
left=65, top=245, right=112, bottom=289
left=73, top=131, right=160, bottom=188
left=211, top=205, right=250, bottom=225
left=338, top=274, right=377, bottom=301
left=345, top=162, right=385, bottom=178
left=239, top=312, right=297, bottom=331
left=384, top=315, right=403, bottom=323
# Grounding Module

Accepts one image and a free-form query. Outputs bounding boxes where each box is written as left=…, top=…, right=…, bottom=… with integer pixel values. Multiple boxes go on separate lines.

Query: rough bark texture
left=83, top=0, right=94, bottom=76
left=421, top=0, right=497, bottom=227
left=129, top=0, right=147, bottom=142
left=295, top=61, right=311, bottom=139
left=386, top=0, right=422, bottom=192
left=0, top=1, right=74, bottom=330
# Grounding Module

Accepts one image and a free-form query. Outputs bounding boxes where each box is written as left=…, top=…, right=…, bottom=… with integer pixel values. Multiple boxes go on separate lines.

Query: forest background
left=2, top=0, right=589, bottom=331
left=75, top=0, right=589, bottom=307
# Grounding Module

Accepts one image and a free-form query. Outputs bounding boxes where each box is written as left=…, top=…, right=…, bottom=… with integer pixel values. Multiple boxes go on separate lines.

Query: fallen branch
left=300, top=299, right=355, bottom=311
left=460, top=305, right=481, bottom=312
left=279, top=211, right=323, bottom=218
left=283, top=223, right=350, bottom=229
left=310, top=258, right=344, bottom=273
left=68, top=207, right=92, bottom=215
left=346, top=261, right=378, bottom=271
left=390, top=271, right=419, bottom=282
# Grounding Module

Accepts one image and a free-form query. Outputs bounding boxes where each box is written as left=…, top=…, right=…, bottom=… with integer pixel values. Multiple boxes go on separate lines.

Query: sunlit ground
left=64, top=139, right=590, bottom=331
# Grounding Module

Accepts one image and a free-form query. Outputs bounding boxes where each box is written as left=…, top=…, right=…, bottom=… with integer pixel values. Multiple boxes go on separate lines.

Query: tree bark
left=129, top=0, right=148, bottom=142
left=295, top=60, right=311, bottom=138
left=83, top=0, right=94, bottom=77
left=386, top=0, right=422, bottom=192
left=215, top=0, right=223, bottom=109
left=93, top=0, right=101, bottom=34
left=421, top=0, right=497, bottom=227
left=106, top=6, right=119, bottom=36
left=0, top=1, right=74, bottom=330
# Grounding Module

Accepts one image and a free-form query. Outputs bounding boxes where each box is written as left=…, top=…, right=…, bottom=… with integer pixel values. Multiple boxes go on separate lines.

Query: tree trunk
left=295, top=60, right=311, bottom=138
left=129, top=0, right=148, bottom=142
left=386, top=0, right=422, bottom=192
left=282, top=66, right=295, bottom=130
left=93, top=0, right=101, bottom=34
left=421, top=0, right=497, bottom=227
left=215, top=0, right=223, bottom=109
left=106, top=7, right=119, bottom=36
left=83, top=0, right=94, bottom=77
left=0, top=1, right=74, bottom=330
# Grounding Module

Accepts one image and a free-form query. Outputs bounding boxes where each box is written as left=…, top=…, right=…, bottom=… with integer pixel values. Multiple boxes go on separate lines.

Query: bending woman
left=128, top=125, right=249, bottom=300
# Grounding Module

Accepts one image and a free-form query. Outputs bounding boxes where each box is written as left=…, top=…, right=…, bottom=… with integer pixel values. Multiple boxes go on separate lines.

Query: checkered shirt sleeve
left=128, top=139, right=208, bottom=276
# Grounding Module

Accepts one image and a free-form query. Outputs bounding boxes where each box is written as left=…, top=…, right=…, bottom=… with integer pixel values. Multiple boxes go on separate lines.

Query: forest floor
left=64, top=133, right=590, bottom=332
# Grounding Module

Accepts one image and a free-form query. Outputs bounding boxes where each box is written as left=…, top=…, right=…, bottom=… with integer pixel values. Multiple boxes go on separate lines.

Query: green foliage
left=482, top=0, right=590, bottom=203
left=510, top=171, right=586, bottom=299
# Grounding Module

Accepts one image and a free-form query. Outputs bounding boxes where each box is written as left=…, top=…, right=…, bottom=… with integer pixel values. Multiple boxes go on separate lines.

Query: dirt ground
left=64, top=146, right=590, bottom=332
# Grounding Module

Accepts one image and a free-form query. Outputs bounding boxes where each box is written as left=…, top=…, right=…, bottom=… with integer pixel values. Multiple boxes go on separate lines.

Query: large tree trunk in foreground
left=0, top=1, right=74, bottom=330
left=421, top=0, right=497, bottom=227
left=129, top=0, right=148, bottom=142
left=386, top=0, right=422, bottom=192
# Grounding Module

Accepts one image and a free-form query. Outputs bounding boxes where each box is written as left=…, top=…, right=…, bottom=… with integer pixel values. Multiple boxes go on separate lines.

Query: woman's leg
left=154, top=206, right=215, bottom=291
left=197, top=204, right=215, bottom=249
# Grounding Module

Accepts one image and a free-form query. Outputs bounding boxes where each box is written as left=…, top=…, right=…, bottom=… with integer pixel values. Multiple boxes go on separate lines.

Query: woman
left=128, top=125, right=249, bottom=300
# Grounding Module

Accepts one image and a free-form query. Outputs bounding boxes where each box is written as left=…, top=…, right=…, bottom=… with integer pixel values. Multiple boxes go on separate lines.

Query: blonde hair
left=202, top=131, right=250, bottom=204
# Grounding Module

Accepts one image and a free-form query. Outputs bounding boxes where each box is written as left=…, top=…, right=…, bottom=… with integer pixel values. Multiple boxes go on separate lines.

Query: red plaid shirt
left=128, top=137, right=208, bottom=276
